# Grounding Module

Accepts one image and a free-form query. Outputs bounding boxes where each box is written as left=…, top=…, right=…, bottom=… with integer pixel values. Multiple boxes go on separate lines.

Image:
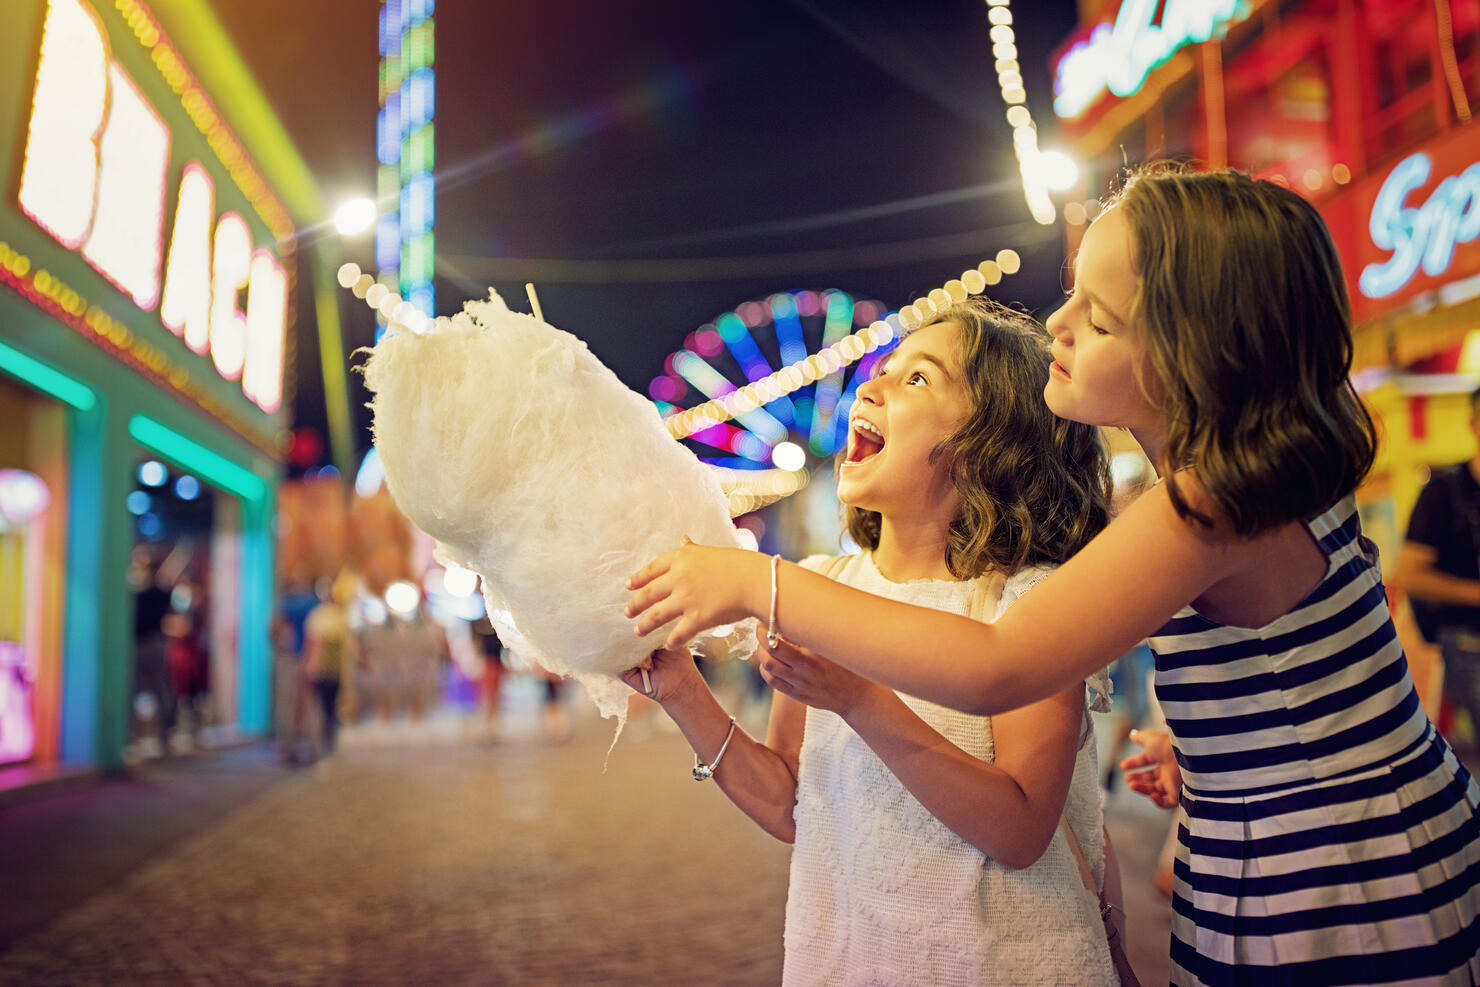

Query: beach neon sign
left=16, top=0, right=287, bottom=413
left=1360, top=152, right=1480, bottom=299
left=1053, top=0, right=1241, bottom=119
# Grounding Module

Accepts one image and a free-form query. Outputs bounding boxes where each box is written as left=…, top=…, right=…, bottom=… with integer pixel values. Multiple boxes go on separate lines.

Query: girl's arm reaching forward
left=628, top=482, right=1232, bottom=716
left=759, top=636, right=1085, bottom=868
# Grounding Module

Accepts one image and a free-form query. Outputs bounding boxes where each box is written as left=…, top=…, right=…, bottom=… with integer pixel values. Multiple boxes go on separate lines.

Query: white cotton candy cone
left=363, top=290, right=756, bottom=728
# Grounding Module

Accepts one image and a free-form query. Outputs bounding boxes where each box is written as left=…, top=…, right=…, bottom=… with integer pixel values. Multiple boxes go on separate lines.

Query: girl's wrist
left=750, top=551, right=774, bottom=621
left=836, top=682, right=890, bottom=725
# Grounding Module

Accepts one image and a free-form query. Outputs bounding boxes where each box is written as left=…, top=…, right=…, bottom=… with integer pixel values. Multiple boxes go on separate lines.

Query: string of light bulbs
left=985, top=0, right=1059, bottom=226
left=336, top=252, right=1021, bottom=444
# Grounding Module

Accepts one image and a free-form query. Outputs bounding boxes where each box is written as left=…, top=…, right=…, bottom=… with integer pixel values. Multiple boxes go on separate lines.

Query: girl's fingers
left=761, top=647, right=796, bottom=671
left=624, top=580, right=673, bottom=619
left=633, top=601, right=679, bottom=638
left=1119, top=753, right=1153, bottom=771
left=665, top=617, right=701, bottom=652
left=759, top=662, right=797, bottom=697
left=626, top=553, right=673, bottom=591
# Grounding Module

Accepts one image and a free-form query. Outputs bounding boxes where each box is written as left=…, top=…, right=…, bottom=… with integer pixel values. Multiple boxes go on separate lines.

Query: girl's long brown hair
left=843, top=298, right=1111, bottom=579
left=1110, top=164, right=1377, bottom=534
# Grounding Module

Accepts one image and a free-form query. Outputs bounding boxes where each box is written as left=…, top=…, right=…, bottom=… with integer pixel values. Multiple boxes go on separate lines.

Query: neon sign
left=1053, top=0, right=1242, bottom=119
left=17, top=0, right=287, bottom=413
left=1360, top=152, right=1480, bottom=299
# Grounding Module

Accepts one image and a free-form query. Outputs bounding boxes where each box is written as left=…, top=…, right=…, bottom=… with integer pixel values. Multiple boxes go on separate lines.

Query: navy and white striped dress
left=1148, top=496, right=1480, bottom=986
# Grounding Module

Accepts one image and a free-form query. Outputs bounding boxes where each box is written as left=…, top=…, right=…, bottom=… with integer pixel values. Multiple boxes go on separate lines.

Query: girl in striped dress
left=627, top=165, right=1480, bottom=985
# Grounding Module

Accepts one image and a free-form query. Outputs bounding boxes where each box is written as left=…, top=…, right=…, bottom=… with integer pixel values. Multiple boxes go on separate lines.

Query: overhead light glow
left=1037, top=150, right=1080, bottom=191
left=333, top=197, right=377, bottom=236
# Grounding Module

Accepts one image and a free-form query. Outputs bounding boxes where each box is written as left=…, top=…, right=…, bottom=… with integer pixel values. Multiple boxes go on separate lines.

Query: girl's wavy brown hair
left=1107, top=163, right=1377, bottom=534
left=843, top=298, right=1111, bottom=579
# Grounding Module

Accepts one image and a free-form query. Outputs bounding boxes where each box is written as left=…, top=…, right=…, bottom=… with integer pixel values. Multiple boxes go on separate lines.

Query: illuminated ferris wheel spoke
left=672, top=350, right=787, bottom=444
left=716, top=312, right=775, bottom=384
left=808, top=291, right=859, bottom=456
left=770, top=294, right=809, bottom=366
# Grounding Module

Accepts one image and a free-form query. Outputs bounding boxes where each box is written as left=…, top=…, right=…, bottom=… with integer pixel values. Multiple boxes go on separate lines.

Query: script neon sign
left=1360, top=152, right=1480, bottom=299
left=1054, top=0, right=1241, bottom=119
left=16, top=0, right=287, bottom=413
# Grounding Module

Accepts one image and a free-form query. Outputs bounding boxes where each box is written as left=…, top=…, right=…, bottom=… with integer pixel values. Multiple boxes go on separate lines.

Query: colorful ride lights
left=1361, top=152, right=1480, bottom=299
left=662, top=255, right=1020, bottom=443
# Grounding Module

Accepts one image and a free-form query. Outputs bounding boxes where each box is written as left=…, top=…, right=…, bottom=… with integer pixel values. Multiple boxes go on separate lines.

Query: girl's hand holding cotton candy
left=363, top=290, right=757, bottom=728
left=627, top=539, right=769, bottom=650
left=617, top=646, right=705, bottom=707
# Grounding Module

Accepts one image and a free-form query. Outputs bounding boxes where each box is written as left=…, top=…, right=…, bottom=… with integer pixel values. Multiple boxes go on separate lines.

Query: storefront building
left=0, top=0, right=339, bottom=780
left=1050, top=0, right=1480, bottom=555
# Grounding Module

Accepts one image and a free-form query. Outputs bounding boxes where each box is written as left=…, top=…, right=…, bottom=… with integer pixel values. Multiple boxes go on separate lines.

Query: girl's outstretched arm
left=760, top=637, right=1085, bottom=868
left=628, top=483, right=1232, bottom=715
left=620, top=648, right=805, bottom=842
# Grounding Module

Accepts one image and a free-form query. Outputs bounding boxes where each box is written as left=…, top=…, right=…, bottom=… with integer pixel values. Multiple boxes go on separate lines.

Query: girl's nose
left=855, top=374, right=882, bottom=404
left=1044, top=304, right=1070, bottom=342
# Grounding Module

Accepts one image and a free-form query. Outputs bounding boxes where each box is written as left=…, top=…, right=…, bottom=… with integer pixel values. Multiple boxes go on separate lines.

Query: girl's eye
left=907, top=371, right=927, bottom=386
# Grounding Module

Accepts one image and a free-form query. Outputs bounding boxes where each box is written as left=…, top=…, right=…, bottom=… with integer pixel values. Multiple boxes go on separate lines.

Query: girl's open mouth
left=845, top=420, right=885, bottom=464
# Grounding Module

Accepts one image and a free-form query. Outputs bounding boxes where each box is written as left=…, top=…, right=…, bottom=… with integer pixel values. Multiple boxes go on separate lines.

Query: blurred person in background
left=537, top=667, right=570, bottom=744
left=275, top=576, right=320, bottom=763
left=1396, top=385, right=1480, bottom=753
left=164, top=610, right=209, bottom=749
left=129, top=546, right=173, bottom=756
left=362, top=589, right=446, bottom=727
left=469, top=615, right=505, bottom=740
left=302, top=575, right=362, bottom=756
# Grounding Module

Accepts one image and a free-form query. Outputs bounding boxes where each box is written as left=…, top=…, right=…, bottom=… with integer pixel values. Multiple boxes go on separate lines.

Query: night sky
left=209, top=0, right=1083, bottom=459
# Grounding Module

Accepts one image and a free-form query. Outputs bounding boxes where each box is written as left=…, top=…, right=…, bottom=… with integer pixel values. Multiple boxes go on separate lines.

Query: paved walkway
left=0, top=703, right=1185, bottom=985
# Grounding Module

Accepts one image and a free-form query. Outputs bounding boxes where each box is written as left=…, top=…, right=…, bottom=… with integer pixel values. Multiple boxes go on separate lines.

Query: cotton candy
left=362, top=290, right=756, bottom=726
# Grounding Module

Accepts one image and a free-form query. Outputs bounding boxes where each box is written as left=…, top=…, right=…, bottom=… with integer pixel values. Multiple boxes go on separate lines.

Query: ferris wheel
left=649, top=289, right=895, bottom=474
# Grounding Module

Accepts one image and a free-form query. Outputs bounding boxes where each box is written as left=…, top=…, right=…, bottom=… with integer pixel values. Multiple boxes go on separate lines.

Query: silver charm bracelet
left=693, top=716, right=737, bottom=781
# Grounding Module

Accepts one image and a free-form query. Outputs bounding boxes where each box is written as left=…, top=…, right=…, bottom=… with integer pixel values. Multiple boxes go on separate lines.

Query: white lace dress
left=782, top=553, right=1117, bottom=987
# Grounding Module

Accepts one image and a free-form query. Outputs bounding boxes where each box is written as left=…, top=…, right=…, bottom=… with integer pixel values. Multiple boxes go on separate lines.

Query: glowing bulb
left=1037, top=150, right=1079, bottom=191
left=138, top=460, right=166, bottom=486
left=442, top=564, right=479, bottom=597
left=385, top=580, right=420, bottom=616
left=333, top=197, right=376, bottom=236
left=772, top=441, right=806, bottom=472
left=337, top=262, right=361, bottom=288
left=995, top=250, right=1021, bottom=275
